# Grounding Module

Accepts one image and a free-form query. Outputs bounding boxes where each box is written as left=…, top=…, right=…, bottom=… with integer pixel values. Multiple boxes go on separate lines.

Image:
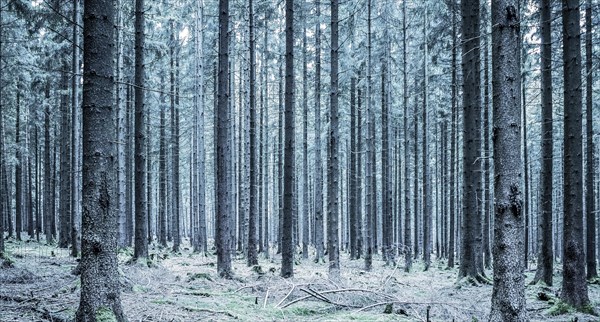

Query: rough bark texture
left=0, top=4, right=4, bottom=255
left=403, top=0, right=412, bottom=272
left=482, top=11, right=492, bottom=270
left=584, top=0, right=597, bottom=279
left=76, top=0, right=125, bottom=319
left=70, top=0, right=81, bottom=257
left=533, top=0, right=553, bottom=286
left=364, top=0, right=373, bottom=272
left=133, top=0, right=148, bottom=260
left=489, top=1, right=527, bottom=320
left=281, top=0, right=295, bottom=278
left=459, top=0, right=486, bottom=282
left=560, top=0, right=590, bottom=309
left=313, top=0, right=324, bottom=263
left=158, top=71, right=167, bottom=248
left=349, top=76, right=357, bottom=260
left=216, top=0, right=233, bottom=278
left=422, top=6, right=431, bottom=271
left=247, top=0, right=258, bottom=267
left=327, top=0, right=340, bottom=277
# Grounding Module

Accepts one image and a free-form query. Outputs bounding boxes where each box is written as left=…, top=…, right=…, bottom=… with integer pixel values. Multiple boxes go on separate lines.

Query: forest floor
left=1, top=238, right=599, bottom=322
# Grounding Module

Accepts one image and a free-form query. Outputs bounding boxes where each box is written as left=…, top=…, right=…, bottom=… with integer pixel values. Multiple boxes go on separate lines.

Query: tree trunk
left=247, top=0, right=258, bottom=266
left=382, top=40, right=394, bottom=266
left=76, top=0, right=125, bottom=318
left=482, top=8, right=492, bottom=269
left=560, top=0, right=590, bottom=309
left=281, top=0, right=295, bottom=278
left=584, top=0, right=597, bottom=279
left=313, top=0, right=324, bottom=263
left=302, top=17, right=309, bottom=261
left=133, top=0, right=148, bottom=260
left=422, top=5, right=431, bottom=271
left=158, top=70, right=168, bottom=248
left=403, top=0, right=412, bottom=272
left=15, top=89, right=22, bottom=241
left=44, top=79, right=53, bottom=244
left=328, top=0, right=340, bottom=277
left=0, top=4, right=4, bottom=256
left=71, top=0, right=81, bottom=257
left=488, top=1, right=527, bottom=320
left=216, top=0, right=233, bottom=278
left=349, top=76, right=357, bottom=260
left=459, top=0, right=486, bottom=283
left=532, top=0, right=554, bottom=286
left=364, top=0, right=373, bottom=272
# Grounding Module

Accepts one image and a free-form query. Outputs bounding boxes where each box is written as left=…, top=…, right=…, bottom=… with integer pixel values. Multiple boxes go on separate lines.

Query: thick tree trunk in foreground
left=560, top=0, right=590, bottom=309
left=533, top=0, right=554, bottom=286
left=489, top=1, right=527, bottom=320
left=76, top=0, right=125, bottom=319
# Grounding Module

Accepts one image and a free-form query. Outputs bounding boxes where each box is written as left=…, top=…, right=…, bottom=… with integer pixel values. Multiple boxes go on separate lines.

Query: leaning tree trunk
left=489, top=1, right=527, bottom=320
left=532, top=0, right=554, bottom=286
left=76, top=0, right=125, bottom=319
left=560, top=0, right=590, bottom=310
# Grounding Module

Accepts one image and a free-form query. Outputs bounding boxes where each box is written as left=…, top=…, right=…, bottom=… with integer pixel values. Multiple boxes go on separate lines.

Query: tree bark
left=76, top=0, right=125, bottom=318
left=459, top=0, right=486, bottom=283
left=247, top=0, right=258, bottom=266
left=364, top=0, right=374, bottom=272
left=422, top=5, right=431, bottom=271
left=584, top=0, right=597, bottom=279
left=403, top=0, right=412, bottom=272
left=71, top=0, right=81, bottom=257
left=489, top=1, right=527, bottom=320
left=532, top=0, right=554, bottom=286
left=328, top=0, right=340, bottom=277
left=281, top=0, right=295, bottom=278
left=133, top=0, right=148, bottom=260
left=560, top=0, right=590, bottom=309
left=313, top=0, right=324, bottom=263
left=216, top=0, right=233, bottom=278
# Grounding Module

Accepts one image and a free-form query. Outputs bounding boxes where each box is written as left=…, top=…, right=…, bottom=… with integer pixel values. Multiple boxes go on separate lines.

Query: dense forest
left=0, top=0, right=599, bottom=321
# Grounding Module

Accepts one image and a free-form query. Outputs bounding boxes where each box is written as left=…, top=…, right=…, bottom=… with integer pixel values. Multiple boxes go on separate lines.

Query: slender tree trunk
left=328, top=0, right=340, bottom=277
left=247, top=0, right=258, bottom=266
left=216, top=0, right=233, bottom=278
left=194, top=0, right=206, bottom=254
left=382, top=40, right=394, bottom=266
left=459, top=0, right=486, bottom=282
left=364, top=0, right=374, bottom=272
left=349, top=76, right=357, bottom=260
left=422, top=5, right=431, bottom=271
left=356, top=71, right=363, bottom=260
left=302, top=17, right=309, bottom=260
left=403, top=0, right=412, bottom=272
left=44, top=79, right=53, bottom=244
left=158, top=71, right=167, bottom=248
left=489, top=1, right=527, bottom=320
left=560, top=0, right=590, bottom=309
left=173, top=48, right=181, bottom=252
left=76, top=0, right=125, bottom=318
left=15, top=90, right=22, bottom=241
left=482, top=11, right=492, bottom=270
left=133, top=0, right=148, bottom=260
left=313, top=0, right=324, bottom=263
left=71, top=0, right=81, bottom=257
left=447, top=0, right=457, bottom=269
left=585, top=0, right=597, bottom=279
left=281, top=0, right=295, bottom=278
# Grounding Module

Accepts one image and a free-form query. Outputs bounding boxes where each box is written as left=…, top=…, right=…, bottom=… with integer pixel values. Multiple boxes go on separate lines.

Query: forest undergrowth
left=1, top=238, right=599, bottom=321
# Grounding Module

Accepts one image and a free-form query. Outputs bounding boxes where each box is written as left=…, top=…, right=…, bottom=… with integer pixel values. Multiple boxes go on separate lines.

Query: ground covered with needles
left=1, top=238, right=599, bottom=321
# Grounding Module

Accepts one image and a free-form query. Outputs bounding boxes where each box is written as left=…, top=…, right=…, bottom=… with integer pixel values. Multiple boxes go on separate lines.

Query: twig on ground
left=276, top=284, right=297, bottom=308
left=263, top=289, right=269, bottom=308
left=281, top=287, right=396, bottom=308
left=189, top=308, right=238, bottom=319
